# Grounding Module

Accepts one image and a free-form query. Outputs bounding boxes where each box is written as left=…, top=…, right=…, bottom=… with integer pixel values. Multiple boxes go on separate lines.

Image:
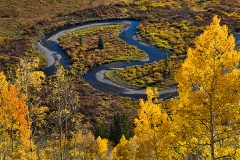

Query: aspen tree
left=15, top=57, right=46, bottom=158
left=134, top=87, right=179, bottom=159
left=47, top=62, right=80, bottom=160
left=68, top=130, right=97, bottom=159
left=96, top=136, right=108, bottom=160
left=113, top=135, right=138, bottom=160
left=0, top=72, right=34, bottom=159
left=174, top=16, right=240, bottom=159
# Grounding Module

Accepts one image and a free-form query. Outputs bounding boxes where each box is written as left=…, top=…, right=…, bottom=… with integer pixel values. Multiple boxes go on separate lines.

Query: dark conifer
left=162, top=67, right=167, bottom=79
left=98, top=36, right=105, bottom=49
left=94, top=122, right=108, bottom=138
left=79, top=34, right=83, bottom=46
left=164, top=51, right=169, bottom=67
left=109, top=113, right=131, bottom=144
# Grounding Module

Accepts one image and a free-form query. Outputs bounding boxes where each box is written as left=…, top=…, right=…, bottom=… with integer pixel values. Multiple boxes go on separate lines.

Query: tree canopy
left=174, top=15, right=240, bottom=159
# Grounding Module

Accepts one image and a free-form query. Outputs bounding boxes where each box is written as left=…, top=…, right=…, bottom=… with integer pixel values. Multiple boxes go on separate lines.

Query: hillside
left=0, top=0, right=240, bottom=159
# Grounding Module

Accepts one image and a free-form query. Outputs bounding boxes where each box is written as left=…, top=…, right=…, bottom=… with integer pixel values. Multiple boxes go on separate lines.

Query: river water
left=38, top=20, right=170, bottom=99
left=37, top=20, right=240, bottom=100
left=83, top=20, right=171, bottom=99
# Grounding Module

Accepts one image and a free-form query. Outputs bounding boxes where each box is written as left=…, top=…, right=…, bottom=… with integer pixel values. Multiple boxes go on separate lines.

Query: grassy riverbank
left=105, top=59, right=178, bottom=90
left=58, top=24, right=148, bottom=74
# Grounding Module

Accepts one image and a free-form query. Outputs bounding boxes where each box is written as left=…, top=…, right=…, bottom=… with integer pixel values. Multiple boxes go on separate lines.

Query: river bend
left=36, top=20, right=240, bottom=100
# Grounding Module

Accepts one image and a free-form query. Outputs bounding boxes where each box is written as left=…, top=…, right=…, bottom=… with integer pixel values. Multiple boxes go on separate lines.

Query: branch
left=215, top=150, right=236, bottom=159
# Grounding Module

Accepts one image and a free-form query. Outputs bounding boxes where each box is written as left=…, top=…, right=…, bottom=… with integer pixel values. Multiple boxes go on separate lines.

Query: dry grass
left=0, top=0, right=132, bottom=37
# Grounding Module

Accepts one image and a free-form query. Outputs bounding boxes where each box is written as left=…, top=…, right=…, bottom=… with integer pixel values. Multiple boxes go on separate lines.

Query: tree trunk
left=59, top=111, right=63, bottom=160
left=210, top=105, right=215, bottom=160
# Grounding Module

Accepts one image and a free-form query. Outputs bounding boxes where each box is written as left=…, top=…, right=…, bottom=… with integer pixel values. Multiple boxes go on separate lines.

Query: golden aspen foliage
left=37, top=137, right=62, bottom=160
left=68, top=130, right=97, bottom=159
left=15, top=58, right=46, bottom=129
left=128, top=135, right=138, bottom=159
left=46, top=134, right=68, bottom=160
left=113, top=135, right=138, bottom=160
left=15, top=58, right=45, bottom=93
left=47, top=62, right=81, bottom=160
left=134, top=87, right=179, bottom=160
left=96, top=136, right=108, bottom=160
left=174, top=15, right=240, bottom=159
left=113, top=135, right=132, bottom=160
left=15, top=57, right=46, bottom=157
left=145, top=87, right=159, bottom=101
left=0, top=72, right=8, bottom=92
left=0, top=72, right=36, bottom=159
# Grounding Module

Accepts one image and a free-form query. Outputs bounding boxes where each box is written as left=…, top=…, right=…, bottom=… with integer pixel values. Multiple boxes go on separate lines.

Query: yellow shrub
left=149, top=2, right=164, bottom=8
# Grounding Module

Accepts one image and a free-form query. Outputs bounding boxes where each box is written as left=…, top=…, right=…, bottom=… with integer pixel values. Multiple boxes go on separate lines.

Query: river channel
left=37, top=20, right=240, bottom=100
left=37, top=20, right=174, bottom=99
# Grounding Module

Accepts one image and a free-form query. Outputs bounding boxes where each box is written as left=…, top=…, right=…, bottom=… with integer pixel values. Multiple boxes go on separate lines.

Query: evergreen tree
left=109, top=113, right=131, bottom=144
left=79, top=34, right=83, bottom=46
left=162, top=67, right=167, bottom=79
left=162, top=52, right=169, bottom=79
left=168, top=67, right=171, bottom=77
left=164, top=51, right=169, bottom=67
left=94, top=122, right=108, bottom=139
left=98, top=36, right=105, bottom=49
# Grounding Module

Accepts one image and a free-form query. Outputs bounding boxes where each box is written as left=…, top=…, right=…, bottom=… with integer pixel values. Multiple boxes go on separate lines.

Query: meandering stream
left=36, top=20, right=240, bottom=100
left=82, top=20, right=176, bottom=99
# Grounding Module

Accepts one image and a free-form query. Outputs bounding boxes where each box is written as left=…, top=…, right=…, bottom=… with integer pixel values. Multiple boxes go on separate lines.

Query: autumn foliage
left=173, top=15, right=240, bottom=159
left=0, top=0, right=240, bottom=158
left=0, top=72, right=35, bottom=159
